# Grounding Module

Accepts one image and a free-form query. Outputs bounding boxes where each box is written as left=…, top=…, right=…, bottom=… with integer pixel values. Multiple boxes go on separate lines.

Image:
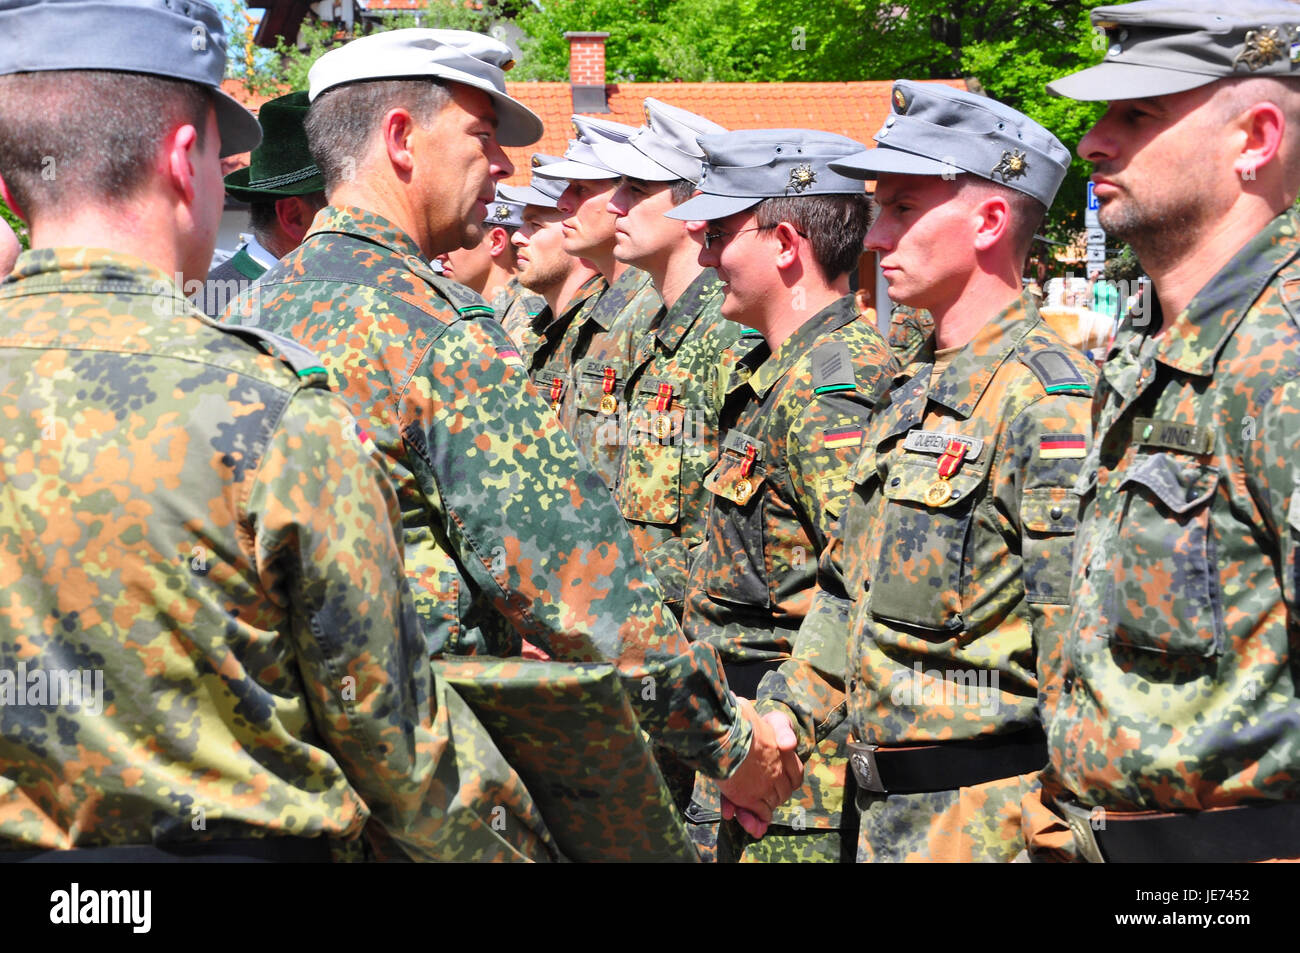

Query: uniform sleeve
left=248, top=387, right=554, bottom=861
left=786, top=391, right=879, bottom=550
left=399, top=317, right=752, bottom=778
left=756, top=529, right=852, bottom=760
left=1248, top=376, right=1300, bottom=633
left=1000, top=389, right=1095, bottom=723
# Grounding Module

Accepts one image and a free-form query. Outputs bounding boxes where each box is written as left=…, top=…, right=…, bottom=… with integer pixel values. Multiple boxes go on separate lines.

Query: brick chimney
left=565, top=31, right=609, bottom=114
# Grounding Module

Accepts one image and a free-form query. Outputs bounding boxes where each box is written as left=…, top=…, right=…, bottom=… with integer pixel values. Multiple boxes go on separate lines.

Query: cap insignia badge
left=787, top=164, right=817, bottom=193
left=531, top=155, right=543, bottom=168
left=1236, top=26, right=1286, bottom=71
left=991, top=149, right=1029, bottom=182
left=493, top=204, right=512, bottom=221
left=892, top=87, right=907, bottom=111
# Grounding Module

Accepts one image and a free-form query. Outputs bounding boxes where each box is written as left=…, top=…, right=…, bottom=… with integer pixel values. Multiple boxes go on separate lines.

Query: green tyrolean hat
left=223, top=90, right=324, bottom=200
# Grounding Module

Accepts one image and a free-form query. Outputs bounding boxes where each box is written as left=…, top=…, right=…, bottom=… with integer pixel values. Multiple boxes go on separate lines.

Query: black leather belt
left=847, top=728, right=1048, bottom=795
left=722, top=658, right=784, bottom=699
left=0, top=836, right=333, bottom=863
left=1060, top=799, right=1300, bottom=863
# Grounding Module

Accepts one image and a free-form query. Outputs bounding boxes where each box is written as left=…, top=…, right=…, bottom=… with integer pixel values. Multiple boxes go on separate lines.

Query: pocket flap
left=704, top=450, right=768, bottom=506
left=1118, top=452, right=1219, bottom=515
left=882, top=458, right=988, bottom=510
left=1020, top=487, right=1080, bottom=534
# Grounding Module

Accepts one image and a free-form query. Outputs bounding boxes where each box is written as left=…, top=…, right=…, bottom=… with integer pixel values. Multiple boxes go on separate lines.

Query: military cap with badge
left=531, top=116, right=638, bottom=182
left=829, top=79, right=1071, bottom=208
left=1049, top=0, right=1300, bottom=101
left=664, top=128, right=870, bottom=223
left=591, top=97, right=727, bottom=183
left=497, top=154, right=569, bottom=209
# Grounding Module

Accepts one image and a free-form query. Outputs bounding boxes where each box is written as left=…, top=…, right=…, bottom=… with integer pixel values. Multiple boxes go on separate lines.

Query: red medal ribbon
left=602, top=367, right=616, bottom=395
left=655, top=382, right=673, bottom=412
left=740, top=444, right=757, bottom=478
left=549, top=377, right=563, bottom=404
left=936, top=439, right=967, bottom=479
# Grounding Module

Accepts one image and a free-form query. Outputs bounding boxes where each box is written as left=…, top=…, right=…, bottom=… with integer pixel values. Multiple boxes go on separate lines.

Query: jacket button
left=1050, top=506, right=1063, bottom=520
left=890, top=477, right=901, bottom=487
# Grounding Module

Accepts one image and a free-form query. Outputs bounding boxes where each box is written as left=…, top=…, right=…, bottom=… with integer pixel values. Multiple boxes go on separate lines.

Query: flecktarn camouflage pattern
left=1029, top=209, right=1300, bottom=861
left=0, top=248, right=556, bottom=861
left=225, top=206, right=753, bottom=782
left=684, top=294, right=896, bottom=861
left=435, top=657, right=699, bottom=861
left=760, top=293, right=1097, bottom=862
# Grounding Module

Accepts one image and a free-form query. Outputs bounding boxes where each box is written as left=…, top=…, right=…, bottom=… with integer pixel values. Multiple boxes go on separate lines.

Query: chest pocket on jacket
left=869, top=453, right=991, bottom=631
left=1107, top=451, right=1223, bottom=656
left=620, top=379, right=687, bottom=525
left=574, top=358, right=626, bottom=414
left=702, top=434, right=771, bottom=608
left=532, top=365, right=569, bottom=413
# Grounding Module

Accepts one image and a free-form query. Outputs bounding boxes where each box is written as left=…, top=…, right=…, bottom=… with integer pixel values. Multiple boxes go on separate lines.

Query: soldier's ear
left=971, top=193, right=1011, bottom=255
left=163, top=120, right=203, bottom=207
left=380, top=107, right=418, bottom=177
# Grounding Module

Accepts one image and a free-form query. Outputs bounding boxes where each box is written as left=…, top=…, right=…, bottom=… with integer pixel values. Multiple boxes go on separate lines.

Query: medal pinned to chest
left=598, top=366, right=618, bottom=415
left=925, top=438, right=967, bottom=506
left=733, top=444, right=758, bottom=504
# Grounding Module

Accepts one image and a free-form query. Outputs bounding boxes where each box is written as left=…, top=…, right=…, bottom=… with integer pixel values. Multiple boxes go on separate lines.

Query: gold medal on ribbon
left=925, top=480, right=953, bottom=506
left=733, top=478, right=751, bottom=503
left=599, top=394, right=617, bottom=415
left=654, top=414, right=672, bottom=439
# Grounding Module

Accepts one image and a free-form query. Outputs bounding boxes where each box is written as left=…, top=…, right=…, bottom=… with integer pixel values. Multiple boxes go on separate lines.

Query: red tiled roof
left=501, top=79, right=967, bottom=184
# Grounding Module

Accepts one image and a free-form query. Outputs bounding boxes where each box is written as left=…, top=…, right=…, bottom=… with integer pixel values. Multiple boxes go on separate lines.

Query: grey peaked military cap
left=0, top=0, right=261, bottom=158
left=484, top=188, right=525, bottom=227
left=1049, top=1, right=1300, bottom=101
left=308, top=29, right=543, bottom=146
left=665, top=129, right=868, bottom=221
left=592, top=98, right=727, bottom=183
left=531, top=116, right=636, bottom=181
left=830, top=80, right=1071, bottom=207
left=497, top=154, right=567, bottom=208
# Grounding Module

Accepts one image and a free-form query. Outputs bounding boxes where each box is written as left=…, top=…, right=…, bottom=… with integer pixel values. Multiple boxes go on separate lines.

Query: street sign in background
left=1085, top=182, right=1104, bottom=268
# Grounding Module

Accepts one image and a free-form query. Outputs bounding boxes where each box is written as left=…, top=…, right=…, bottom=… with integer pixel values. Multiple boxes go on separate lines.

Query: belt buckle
left=847, top=740, right=885, bottom=794
left=1059, top=799, right=1107, bottom=864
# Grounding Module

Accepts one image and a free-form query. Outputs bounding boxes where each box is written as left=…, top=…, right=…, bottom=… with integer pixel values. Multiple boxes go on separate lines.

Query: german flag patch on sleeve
left=823, top=425, right=865, bottom=449
left=1039, top=434, right=1087, bottom=458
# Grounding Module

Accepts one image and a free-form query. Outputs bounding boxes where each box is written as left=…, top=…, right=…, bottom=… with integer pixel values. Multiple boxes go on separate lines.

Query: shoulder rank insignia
left=787, top=164, right=817, bottom=193
left=1235, top=26, right=1287, bottom=71
left=1022, top=349, right=1092, bottom=395
left=811, top=341, right=856, bottom=395
left=991, top=149, right=1029, bottom=182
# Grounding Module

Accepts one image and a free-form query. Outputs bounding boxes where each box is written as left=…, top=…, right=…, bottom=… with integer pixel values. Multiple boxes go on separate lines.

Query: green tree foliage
left=2, top=199, right=27, bottom=251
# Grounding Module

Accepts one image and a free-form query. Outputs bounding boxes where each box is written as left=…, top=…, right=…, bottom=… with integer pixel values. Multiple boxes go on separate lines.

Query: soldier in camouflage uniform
left=580, top=99, right=743, bottom=618
left=437, top=187, right=527, bottom=318
left=227, top=29, right=802, bottom=821
left=497, top=155, right=592, bottom=365
left=0, top=0, right=558, bottom=862
left=532, top=118, right=663, bottom=444
left=1024, top=0, right=1300, bottom=862
left=668, top=130, right=897, bottom=861
left=755, top=82, right=1095, bottom=863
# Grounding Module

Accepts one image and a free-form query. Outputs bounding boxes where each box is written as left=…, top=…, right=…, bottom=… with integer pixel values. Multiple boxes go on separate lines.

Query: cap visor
left=1047, top=61, right=1217, bottom=102
left=488, top=90, right=544, bottom=147
left=591, top=139, right=677, bottom=181
left=829, top=147, right=956, bottom=180
left=497, top=182, right=559, bottom=208
left=214, top=89, right=263, bottom=159
left=663, top=192, right=760, bottom=221
left=532, top=158, right=619, bottom=180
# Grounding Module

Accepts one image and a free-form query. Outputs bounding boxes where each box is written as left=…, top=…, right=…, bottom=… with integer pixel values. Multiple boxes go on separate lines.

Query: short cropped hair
left=754, top=191, right=872, bottom=281
left=305, top=79, right=451, bottom=191
left=0, top=71, right=211, bottom=219
left=958, top=177, right=1047, bottom=265
left=669, top=179, right=695, bottom=205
